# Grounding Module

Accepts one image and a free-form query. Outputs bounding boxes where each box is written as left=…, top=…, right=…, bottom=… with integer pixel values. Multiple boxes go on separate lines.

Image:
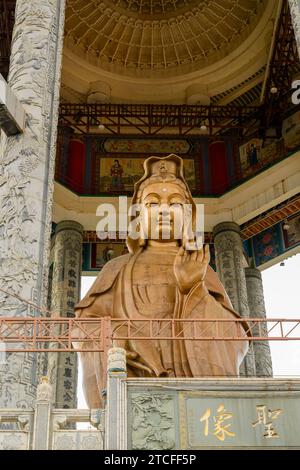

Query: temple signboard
left=127, top=381, right=300, bottom=450
left=179, top=393, right=300, bottom=448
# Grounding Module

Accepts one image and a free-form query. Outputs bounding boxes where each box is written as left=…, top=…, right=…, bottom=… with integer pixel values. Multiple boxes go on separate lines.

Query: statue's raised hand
left=174, top=244, right=210, bottom=294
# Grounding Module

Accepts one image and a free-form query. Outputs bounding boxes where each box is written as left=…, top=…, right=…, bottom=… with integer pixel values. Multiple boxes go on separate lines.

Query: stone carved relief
left=289, top=1, right=300, bottom=56
left=90, top=409, right=105, bottom=431
left=52, top=414, right=68, bottom=431
left=0, top=432, right=28, bottom=450
left=214, top=230, right=249, bottom=317
left=130, top=394, right=175, bottom=450
left=52, top=431, right=103, bottom=450
left=213, top=223, right=256, bottom=376
left=107, top=347, right=127, bottom=372
left=50, top=231, right=82, bottom=314
left=0, top=0, right=66, bottom=408
left=17, top=415, right=31, bottom=431
left=245, top=270, right=273, bottom=377
left=48, top=223, right=82, bottom=409
left=52, top=433, right=74, bottom=450
left=80, top=434, right=102, bottom=450
left=0, top=354, right=39, bottom=408
left=0, top=412, right=32, bottom=433
left=253, top=345, right=273, bottom=377
left=36, top=376, right=53, bottom=401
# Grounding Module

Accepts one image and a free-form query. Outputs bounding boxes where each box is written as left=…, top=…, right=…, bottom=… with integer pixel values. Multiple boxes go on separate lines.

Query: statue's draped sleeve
left=172, top=275, right=248, bottom=377
left=74, top=255, right=131, bottom=408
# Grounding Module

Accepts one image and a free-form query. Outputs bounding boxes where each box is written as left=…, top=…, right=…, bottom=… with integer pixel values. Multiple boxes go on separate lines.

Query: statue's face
left=140, top=182, right=188, bottom=242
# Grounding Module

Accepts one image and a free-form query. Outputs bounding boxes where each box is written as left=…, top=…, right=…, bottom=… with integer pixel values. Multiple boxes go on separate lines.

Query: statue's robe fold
left=75, top=251, right=248, bottom=409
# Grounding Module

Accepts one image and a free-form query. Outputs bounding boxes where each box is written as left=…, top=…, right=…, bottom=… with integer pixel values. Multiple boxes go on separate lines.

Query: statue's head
left=126, top=154, right=200, bottom=253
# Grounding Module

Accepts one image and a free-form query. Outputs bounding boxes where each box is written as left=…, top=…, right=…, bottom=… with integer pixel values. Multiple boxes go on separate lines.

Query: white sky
left=78, top=253, right=300, bottom=407
left=261, top=253, right=300, bottom=376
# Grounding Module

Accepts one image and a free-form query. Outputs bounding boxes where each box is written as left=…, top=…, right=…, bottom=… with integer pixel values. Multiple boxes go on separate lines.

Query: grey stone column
left=0, top=0, right=66, bottom=408
left=39, top=235, right=55, bottom=378
left=213, top=222, right=256, bottom=376
left=48, top=221, right=83, bottom=409
left=245, top=268, right=273, bottom=377
left=289, top=1, right=300, bottom=58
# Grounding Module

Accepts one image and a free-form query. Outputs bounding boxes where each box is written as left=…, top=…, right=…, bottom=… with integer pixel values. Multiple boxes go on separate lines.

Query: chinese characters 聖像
left=200, top=404, right=236, bottom=441
left=198, top=402, right=283, bottom=442
left=252, top=405, right=282, bottom=439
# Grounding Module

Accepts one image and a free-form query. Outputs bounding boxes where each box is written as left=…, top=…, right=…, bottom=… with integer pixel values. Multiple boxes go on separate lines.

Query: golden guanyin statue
left=75, top=154, right=248, bottom=408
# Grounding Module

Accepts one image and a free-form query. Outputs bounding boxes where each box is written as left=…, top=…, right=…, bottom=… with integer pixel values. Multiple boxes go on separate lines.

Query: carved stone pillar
left=245, top=268, right=273, bottom=377
left=213, top=222, right=256, bottom=376
left=105, top=348, right=127, bottom=450
left=289, top=1, right=300, bottom=58
left=32, top=377, right=53, bottom=450
left=0, top=0, right=66, bottom=408
left=48, top=221, right=83, bottom=409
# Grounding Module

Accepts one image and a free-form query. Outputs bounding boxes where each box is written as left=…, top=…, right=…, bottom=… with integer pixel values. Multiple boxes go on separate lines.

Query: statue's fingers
left=203, top=244, right=210, bottom=264
left=183, top=248, right=188, bottom=263
left=178, top=246, right=184, bottom=256
left=190, top=250, right=197, bottom=261
left=196, top=247, right=203, bottom=261
left=174, top=246, right=184, bottom=266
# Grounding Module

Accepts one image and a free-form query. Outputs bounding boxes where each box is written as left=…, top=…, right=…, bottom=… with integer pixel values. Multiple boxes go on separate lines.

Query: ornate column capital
left=213, top=221, right=241, bottom=238
left=245, top=267, right=262, bottom=281
left=107, top=347, right=127, bottom=374
left=105, top=347, right=127, bottom=450
left=55, top=220, right=83, bottom=236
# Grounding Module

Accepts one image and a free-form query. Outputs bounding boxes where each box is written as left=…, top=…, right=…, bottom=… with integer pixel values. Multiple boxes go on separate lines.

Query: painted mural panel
left=99, top=157, right=196, bottom=192
left=283, top=213, right=300, bottom=249
left=82, top=235, right=215, bottom=272
left=91, top=242, right=129, bottom=269
left=104, top=138, right=190, bottom=154
left=252, top=225, right=282, bottom=267
left=239, top=138, right=262, bottom=173
left=282, top=112, right=300, bottom=151
left=239, top=138, right=285, bottom=178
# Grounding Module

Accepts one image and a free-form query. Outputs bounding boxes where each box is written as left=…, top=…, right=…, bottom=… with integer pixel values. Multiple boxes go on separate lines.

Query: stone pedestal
left=48, top=221, right=83, bottom=409
left=1, top=376, right=300, bottom=450
left=0, top=0, right=66, bottom=408
left=213, top=222, right=256, bottom=376
left=127, top=378, right=300, bottom=450
left=245, top=268, right=273, bottom=377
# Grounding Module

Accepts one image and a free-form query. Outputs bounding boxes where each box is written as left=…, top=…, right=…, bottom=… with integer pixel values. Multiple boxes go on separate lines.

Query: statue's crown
left=149, top=159, right=178, bottom=180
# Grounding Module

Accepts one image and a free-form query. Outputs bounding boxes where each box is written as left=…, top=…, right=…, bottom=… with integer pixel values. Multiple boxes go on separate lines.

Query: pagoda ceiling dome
left=62, top=0, right=277, bottom=103
left=65, top=0, right=269, bottom=78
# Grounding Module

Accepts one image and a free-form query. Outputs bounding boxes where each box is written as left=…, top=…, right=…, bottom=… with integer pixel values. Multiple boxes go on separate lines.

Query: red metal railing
left=0, top=317, right=299, bottom=353
left=58, top=103, right=262, bottom=136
